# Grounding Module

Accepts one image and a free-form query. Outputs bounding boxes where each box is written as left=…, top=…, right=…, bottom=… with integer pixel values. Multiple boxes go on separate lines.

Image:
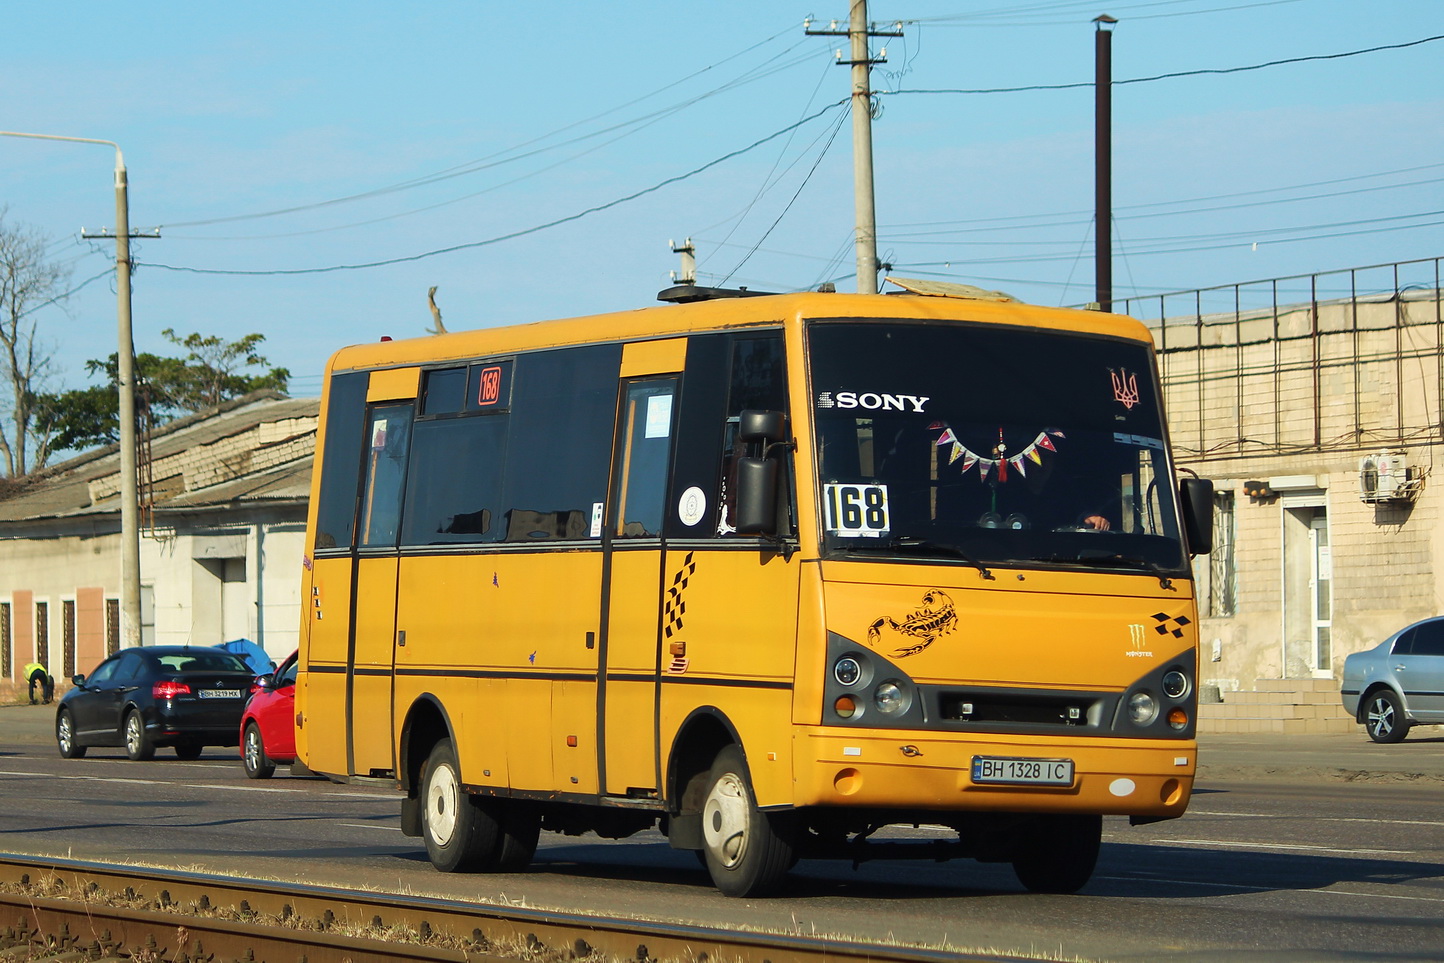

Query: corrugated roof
left=0, top=392, right=318, bottom=524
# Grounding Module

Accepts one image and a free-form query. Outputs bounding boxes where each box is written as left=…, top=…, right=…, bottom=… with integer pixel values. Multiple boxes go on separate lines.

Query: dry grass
left=0, top=867, right=1099, bottom=962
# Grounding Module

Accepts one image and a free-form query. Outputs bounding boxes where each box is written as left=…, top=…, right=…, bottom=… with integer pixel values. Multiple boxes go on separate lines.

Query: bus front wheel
left=1011, top=813, right=1101, bottom=894
left=420, top=739, right=538, bottom=873
left=701, top=745, right=794, bottom=897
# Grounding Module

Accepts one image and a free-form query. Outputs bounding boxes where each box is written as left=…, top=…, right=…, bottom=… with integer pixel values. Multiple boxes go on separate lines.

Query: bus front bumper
left=792, top=728, right=1195, bottom=819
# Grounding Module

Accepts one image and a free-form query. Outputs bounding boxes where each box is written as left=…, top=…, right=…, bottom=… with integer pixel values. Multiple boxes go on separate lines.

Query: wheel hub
left=702, top=772, right=749, bottom=867
left=426, top=764, right=460, bottom=847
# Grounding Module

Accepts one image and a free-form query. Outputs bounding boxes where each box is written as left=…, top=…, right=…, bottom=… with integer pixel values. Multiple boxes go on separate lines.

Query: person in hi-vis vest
left=23, top=662, right=54, bottom=705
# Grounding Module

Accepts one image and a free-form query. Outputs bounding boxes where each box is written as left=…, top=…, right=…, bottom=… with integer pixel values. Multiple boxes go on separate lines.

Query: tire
left=421, top=740, right=490, bottom=872
left=1011, top=813, right=1102, bottom=894
left=490, top=803, right=540, bottom=873
left=124, top=710, right=154, bottom=761
left=174, top=743, right=204, bottom=761
left=56, top=710, right=86, bottom=759
left=242, top=722, right=275, bottom=778
left=1364, top=689, right=1409, bottom=744
left=700, top=745, right=794, bottom=898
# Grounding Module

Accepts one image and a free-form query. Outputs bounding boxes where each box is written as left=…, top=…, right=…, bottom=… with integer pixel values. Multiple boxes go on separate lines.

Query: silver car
left=1341, top=616, right=1444, bottom=743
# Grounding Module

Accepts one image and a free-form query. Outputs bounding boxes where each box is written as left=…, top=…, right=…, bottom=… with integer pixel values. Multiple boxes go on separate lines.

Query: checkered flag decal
left=664, top=552, right=697, bottom=640
left=1150, top=612, right=1192, bottom=638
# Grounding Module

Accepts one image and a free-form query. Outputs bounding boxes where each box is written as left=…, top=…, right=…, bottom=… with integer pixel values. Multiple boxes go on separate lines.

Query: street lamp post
left=0, top=130, right=142, bottom=646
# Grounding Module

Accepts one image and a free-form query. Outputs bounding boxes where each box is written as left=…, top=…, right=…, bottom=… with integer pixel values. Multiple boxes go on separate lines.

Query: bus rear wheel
left=700, top=745, right=793, bottom=897
left=1011, top=813, right=1101, bottom=894
left=420, top=739, right=538, bottom=873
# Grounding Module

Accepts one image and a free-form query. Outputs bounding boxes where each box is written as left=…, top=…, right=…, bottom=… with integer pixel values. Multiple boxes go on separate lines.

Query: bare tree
left=0, top=208, right=68, bottom=477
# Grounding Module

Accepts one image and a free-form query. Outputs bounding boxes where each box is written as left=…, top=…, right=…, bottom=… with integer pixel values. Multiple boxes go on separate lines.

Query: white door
left=1309, top=514, right=1332, bottom=677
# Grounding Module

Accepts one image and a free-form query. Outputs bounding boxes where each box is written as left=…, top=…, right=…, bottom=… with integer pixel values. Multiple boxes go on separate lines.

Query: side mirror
left=71, top=674, right=85, bottom=686
left=734, top=410, right=789, bottom=536
left=739, top=409, right=786, bottom=444
left=1179, top=477, right=1215, bottom=556
left=734, top=457, right=780, bottom=534
left=254, top=674, right=275, bottom=690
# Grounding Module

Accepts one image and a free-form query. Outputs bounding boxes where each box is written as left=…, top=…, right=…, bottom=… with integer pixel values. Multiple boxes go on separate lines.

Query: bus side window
left=313, top=372, right=369, bottom=551
left=359, top=404, right=414, bottom=548
left=499, top=344, right=619, bottom=542
left=718, top=336, right=787, bottom=536
left=613, top=379, right=678, bottom=538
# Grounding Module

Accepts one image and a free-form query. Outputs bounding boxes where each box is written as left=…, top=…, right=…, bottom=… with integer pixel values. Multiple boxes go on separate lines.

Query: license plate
left=971, top=756, right=1074, bottom=787
left=199, top=689, right=241, bottom=699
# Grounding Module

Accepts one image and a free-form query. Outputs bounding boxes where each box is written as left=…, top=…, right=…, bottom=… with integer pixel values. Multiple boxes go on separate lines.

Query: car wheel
left=700, top=745, right=794, bottom=897
left=243, top=722, right=276, bottom=779
left=1012, top=813, right=1102, bottom=894
left=174, top=743, right=204, bottom=760
left=1364, top=690, right=1409, bottom=743
left=124, top=710, right=154, bottom=761
left=56, top=710, right=86, bottom=759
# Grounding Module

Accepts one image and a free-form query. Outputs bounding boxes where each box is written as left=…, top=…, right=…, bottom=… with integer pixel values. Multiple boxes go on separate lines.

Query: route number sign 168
left=823, top=483, right=890, bottom=537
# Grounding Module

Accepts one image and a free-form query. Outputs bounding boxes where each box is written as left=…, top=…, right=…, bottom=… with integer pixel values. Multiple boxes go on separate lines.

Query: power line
left=16, top=268, right=114, bottom=320
left=160, top=28, right=813, bottom=231
left=881, top=162, right=1444, bottom=231
left=893, top=215, right=1444, bottom=268
left=720, top=109, right=850, bottom=285
left=138, top=102, right=847, bottom=277
left=882, top=34, right=1444, bottom=96
left=908, top=1, right=1306, bottom=28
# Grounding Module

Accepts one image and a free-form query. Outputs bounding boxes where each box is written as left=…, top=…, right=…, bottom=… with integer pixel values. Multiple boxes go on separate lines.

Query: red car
left=239, top=650, right=297, bottom=778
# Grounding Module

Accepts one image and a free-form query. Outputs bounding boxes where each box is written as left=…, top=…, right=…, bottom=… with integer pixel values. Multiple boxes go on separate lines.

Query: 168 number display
left=823, top=483, right=890, bottom=536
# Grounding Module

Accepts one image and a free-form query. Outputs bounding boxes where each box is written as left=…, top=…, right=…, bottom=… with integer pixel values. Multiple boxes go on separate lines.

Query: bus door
left=599, top=339, right=685, bottom=797
left=348, top=371, right=416, bottom=777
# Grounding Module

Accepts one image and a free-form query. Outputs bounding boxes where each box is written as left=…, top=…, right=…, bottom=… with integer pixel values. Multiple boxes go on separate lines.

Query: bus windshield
left=809, top=319, right=1187, bottom=573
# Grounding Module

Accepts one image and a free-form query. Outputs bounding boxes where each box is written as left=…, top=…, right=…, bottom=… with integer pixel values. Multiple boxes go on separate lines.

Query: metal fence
left=1116, top=257, right=1444, bottom=462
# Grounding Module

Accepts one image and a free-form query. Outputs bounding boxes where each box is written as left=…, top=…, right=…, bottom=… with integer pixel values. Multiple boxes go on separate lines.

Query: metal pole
left=113, top=153, right=141, bottom=646
left=0, top=131, right=142, bottom=645
left=1094, top=15, right=1116, bottom=312
left=849, top=0, right=879, bottom=295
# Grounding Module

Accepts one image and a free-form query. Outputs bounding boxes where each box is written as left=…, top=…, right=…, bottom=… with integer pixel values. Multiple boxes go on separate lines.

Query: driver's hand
left=1083, top=515, right=1110, bottom=531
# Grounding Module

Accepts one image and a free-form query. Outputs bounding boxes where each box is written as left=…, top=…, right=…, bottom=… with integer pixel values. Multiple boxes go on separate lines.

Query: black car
left=56, top=645, right=258, bottom=760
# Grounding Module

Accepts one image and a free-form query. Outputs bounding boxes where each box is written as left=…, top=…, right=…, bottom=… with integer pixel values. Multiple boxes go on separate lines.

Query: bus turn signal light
left=834, top=695, right=857, bottom=719
left=1168, top=707, right=1189, bottom=729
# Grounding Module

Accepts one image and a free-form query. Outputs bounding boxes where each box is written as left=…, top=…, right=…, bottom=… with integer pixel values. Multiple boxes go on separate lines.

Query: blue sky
left=1, top=0, right=1440, bottom=400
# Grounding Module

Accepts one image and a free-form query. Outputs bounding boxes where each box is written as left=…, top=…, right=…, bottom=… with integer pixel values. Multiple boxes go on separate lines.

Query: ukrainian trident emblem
left=1110, top=368, right=1140, bottom=410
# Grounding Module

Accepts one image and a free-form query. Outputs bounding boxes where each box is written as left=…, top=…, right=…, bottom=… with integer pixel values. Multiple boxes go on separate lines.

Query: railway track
left=0, top=852, right=1007, bottom=962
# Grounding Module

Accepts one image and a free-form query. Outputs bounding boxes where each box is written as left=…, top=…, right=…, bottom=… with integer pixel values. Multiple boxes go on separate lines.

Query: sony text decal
left=817, top=390, right=929, bottom=413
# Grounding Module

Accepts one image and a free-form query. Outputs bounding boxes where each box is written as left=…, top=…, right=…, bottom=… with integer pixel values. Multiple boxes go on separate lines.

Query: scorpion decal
left=867, top=589, right=958, bottom=657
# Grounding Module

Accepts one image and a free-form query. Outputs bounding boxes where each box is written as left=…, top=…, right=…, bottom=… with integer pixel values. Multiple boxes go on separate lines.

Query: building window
left=106, top=599, right=119, bottom=656
left=35, top=601, right=49, bottom=669
left=62, top=600, right=76, bottom=677
left=1209, top=491, right=1237, bottom=617
left=1, top=602, right=10, bottom=679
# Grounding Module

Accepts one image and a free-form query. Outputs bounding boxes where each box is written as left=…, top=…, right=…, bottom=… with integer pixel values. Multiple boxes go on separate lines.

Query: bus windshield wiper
left=1032, top=552, right=1175, bottom=588
left=853, top=536, right=995, bottom=580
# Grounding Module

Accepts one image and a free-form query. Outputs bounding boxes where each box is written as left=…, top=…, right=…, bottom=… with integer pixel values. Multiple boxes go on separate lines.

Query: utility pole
left=806, top=3, right=902, bottom=295
left=1094, top=15, right=1117, bottom=313
left=0, top=131, right=146, bottom=646
left=669, top=237, right=696, bottom=286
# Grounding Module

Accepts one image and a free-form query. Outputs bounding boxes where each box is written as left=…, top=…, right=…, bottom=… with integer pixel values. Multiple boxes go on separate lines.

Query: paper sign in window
left=645, top=394, right=673, bottom=439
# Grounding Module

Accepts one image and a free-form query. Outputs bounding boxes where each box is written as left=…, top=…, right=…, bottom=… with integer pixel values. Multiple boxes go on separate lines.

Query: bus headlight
left=1127, top=691, right=1158, bottom=726
left=834, top=656, right=862, bottom=687
left=1162, top=669, right=1189, bottom=699
left=873, top=680, right=911, bottom=716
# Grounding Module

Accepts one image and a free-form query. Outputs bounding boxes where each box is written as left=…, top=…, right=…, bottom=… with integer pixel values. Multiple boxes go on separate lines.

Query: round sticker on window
left=678, top=487, right=707, bottom=527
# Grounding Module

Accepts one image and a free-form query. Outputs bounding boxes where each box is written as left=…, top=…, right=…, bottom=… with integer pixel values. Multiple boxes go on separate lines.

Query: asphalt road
left=1, top=703, right=1441, bottom=961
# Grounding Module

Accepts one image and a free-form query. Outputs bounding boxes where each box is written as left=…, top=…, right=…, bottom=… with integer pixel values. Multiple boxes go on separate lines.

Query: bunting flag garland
left=934, top=426, right=1064, bottom=482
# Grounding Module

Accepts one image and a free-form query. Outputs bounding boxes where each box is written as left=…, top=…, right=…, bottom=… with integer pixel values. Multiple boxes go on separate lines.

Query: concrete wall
left=2, top=516, right=306, bottom=680
left=1156, top=290, right=1444, bottom=693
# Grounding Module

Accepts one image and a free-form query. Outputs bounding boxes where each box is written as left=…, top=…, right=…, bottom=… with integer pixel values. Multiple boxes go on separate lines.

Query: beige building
left=0, top=391, right=318, bottom=687
left=1128, top=257, right=1444, bottom=732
